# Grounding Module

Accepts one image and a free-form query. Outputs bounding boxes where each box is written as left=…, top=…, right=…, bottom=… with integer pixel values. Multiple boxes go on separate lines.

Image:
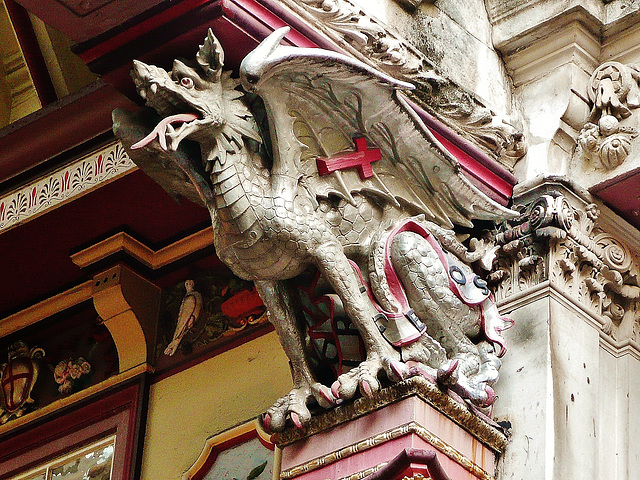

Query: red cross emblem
left=1, top=357, right=35, bottom=412
left=0, top=342, right=44, bottom=418
left=316, top=137, right=381, bottom=179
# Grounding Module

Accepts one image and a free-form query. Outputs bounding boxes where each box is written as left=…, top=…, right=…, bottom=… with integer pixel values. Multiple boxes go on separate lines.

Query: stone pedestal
left=273, top=378, right=507, bottom=480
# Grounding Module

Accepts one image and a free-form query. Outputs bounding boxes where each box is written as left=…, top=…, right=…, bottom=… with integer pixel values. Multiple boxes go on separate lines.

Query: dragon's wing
left=241, top=28, right=516, bottom=228
left=112, top=108, right=213, bottom=207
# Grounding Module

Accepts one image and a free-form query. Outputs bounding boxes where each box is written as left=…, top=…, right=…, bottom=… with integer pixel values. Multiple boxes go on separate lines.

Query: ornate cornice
left=272, top=377, right=508, bottom=452
left=492, top=186, right=640, bottom=346
left=275, top=0, right=526, bottom=169
left=0, top=142, right=135, bottom=234
left=280, top=420, right=494, bottom=480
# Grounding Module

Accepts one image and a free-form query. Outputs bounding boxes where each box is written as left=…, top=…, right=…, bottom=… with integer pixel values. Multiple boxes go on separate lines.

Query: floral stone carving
left=0, top=341, right=45, bottom=423
left=577, top=62, right=640, bottom=170
left=492, top=192, right=640, bottom=343
left=113, top=28, right=516, bottom=431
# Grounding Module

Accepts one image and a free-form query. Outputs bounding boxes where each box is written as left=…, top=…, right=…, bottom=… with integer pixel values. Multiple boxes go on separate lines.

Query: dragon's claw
left=264, top=383, right=335, bottom=431
left=437, top=359, right=460, bottom=385
left=332, top=357, right=406, bottom=400
left=313, top=384, right=336, bottom=408
left=290, top=411, right=303, bottom=429
left=405, top=360, right=437, bottom=383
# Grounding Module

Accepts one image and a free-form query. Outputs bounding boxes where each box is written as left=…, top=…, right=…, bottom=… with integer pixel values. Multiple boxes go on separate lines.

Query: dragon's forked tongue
left=131, top=113, right=199, bottom=150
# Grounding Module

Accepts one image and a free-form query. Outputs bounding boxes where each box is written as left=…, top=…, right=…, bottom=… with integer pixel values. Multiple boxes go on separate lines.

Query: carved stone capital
left=492, top=184, right=640, bottom=344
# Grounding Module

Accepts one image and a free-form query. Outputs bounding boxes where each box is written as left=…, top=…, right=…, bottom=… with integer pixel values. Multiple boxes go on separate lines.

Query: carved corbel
left=493, top=192, right=640, bottom=343
left=91, top=264, right=159, bottom=372
left=576, top=62, right=640, bottom=170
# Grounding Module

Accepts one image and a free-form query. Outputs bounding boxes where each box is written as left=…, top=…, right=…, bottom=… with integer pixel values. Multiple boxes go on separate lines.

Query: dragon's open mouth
left=131, top=113, right=201, bottom=150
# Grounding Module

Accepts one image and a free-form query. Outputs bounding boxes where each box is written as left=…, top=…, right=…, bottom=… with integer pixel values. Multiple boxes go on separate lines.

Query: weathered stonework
left=576, top=61, right=640, bottom=170
left=492, top=181, right=640, bottom=345
left=277, top=0, right=526, bottom=168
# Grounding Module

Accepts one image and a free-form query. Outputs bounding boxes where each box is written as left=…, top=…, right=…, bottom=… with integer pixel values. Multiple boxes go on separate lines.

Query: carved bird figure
left=164, top=280, right=203, bottom=356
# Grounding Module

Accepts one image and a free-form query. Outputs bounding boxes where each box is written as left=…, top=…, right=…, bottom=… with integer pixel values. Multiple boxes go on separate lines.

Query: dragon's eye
left=180, top=77, right=194, bottom=88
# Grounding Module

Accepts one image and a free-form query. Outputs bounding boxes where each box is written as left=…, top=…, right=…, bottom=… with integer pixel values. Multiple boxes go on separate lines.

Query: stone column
left=490, top=179, right=640, bottom=480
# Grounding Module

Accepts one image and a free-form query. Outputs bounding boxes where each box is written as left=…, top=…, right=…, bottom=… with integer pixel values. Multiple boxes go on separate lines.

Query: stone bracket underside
left=269, top=0, right=526, bottom=170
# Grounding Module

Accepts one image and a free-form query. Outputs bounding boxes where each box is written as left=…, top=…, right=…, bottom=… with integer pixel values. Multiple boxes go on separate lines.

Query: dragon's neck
left=203, top=131, right=269, bottom=239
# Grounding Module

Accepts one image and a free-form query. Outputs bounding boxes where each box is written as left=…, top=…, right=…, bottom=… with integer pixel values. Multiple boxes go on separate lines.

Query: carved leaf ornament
left=494, top=194, right=640, bottom=342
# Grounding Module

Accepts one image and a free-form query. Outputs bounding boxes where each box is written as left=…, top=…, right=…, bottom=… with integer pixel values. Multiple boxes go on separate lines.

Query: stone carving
left=492, top=192, right=640, bottom=342
left=164, top=280, right=203, bottom=356
left=0, top=341, right=45, bottom=423
left=577, top=62, right=640, bottom=169
left=392, top=0, right=430, bottom=11
left=113, top=28, right=516, bottom=431
left=279, top=0, right=526, bottom=169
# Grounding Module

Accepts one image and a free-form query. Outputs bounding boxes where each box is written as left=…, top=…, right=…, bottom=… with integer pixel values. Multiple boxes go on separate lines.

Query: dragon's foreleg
left=254, top=279, right=334, bottom=431
left=311, top=239, right=403, bottom=400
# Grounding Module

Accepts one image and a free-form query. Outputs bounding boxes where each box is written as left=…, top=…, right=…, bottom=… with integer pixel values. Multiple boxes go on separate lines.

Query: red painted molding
left=0, top=379, right=146, bottom=480
left=364, top=448, right=452, bottom=480
left=0, top=80, right=137, bottom=188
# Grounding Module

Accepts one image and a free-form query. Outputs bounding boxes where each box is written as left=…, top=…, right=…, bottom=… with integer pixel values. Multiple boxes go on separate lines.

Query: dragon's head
left=130, top=30, right=231, bottom=151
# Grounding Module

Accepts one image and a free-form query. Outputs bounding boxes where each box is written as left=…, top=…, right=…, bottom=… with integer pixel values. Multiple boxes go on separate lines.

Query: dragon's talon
left=405, top=360, right=437, bottom=383
left=438, top=359, right=459, bottom=385
left=290, top=412, right=303, bottom=429
left=387, top=358, right=407, bottom=382
left=262, top=413, right=272, bottom=433
left=331, top=380, right=341, bottom=399
left=482, top=386, right=495, bottom=408
left=313, top=384, right=336, bottom=408
left=361, top=380, right=373, bottom=398
left=263, top=383, right=333, bottom=431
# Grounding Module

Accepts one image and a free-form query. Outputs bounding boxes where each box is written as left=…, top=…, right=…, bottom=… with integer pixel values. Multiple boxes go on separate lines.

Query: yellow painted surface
left=141, top=332, right=292, bottom=480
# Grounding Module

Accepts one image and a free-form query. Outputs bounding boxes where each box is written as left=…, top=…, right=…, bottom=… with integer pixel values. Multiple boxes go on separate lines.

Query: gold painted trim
left=0, top=280, right=93, bottom=336
left=279, top=421, right=495, bottom=480
left=338, top=463, right=386, bottom=480
left=182, top=419, right=276, bottom=480
left=71, top=228, right=213, bottom=270
left=0, top=363, right=151, bottom=436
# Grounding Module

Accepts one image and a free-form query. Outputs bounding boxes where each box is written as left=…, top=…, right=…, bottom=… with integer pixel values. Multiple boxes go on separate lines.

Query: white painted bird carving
left=164, top=280, right=203, bottom=356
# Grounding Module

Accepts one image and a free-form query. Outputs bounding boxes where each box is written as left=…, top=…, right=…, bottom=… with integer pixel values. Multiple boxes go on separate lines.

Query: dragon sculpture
left=113, top=28, right=516, bottom=431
